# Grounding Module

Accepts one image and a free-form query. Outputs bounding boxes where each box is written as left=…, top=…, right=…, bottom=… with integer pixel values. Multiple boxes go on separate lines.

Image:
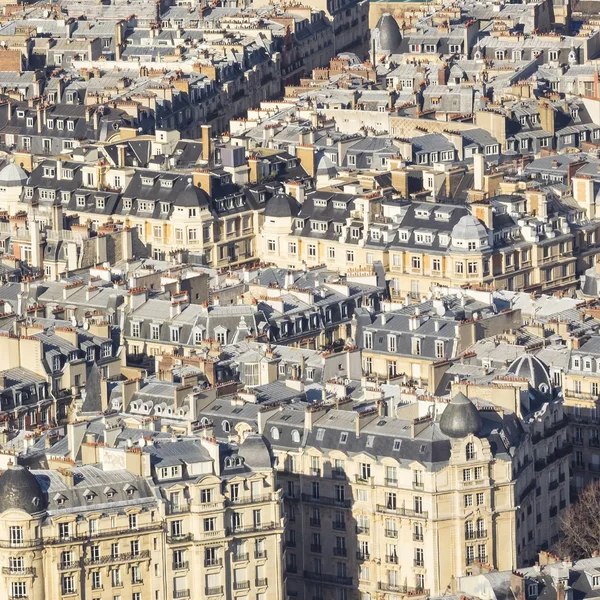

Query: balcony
left=84, top=550, right=151, bottom=566
left=166, top=503, right=192, bottom=515
left=332, top=521, right=346, bottom=531
left=378, top=583, right=428, bottom=595
left=333, top=547, right=347, bottom=557
left=356, top=552, right=370, bottom=560
left=355, top=475, right=372, bottom=485
left=166, top=533, right=193, bottom=544
left=225, top=494, right=273, bottom=507
left=309, top=518, right=321, bottom=527
left=386, top=555, right=398, bottom=564
left=412, top=481, right=425, bottom=490
left=414, top=559, right=424, bottom=567
left=310, top=469, right=321, bottom=477
left=310, top=544, right=322, bottom=553
left=465, top=530, right=487, bottom=540
left=204, top=558, right=222, bottom=568
left=332, top=469, right=346, bottom=480
left=303, top=571, right=353, bottom=587
left=286, top=540, right=296, bottom=548
left=385, top=478, right=398, bottom=487
left=42, top=523, right=164, bottom=546
left=466, top=556, right=488, bottom=566
left=59, top=561, right=78, bottom=570
left=413, top=533, right=424, bottom=542
left=205, top=587, right=223, bottom=597
left=2, top=567, right=36, bottom=576
left=385, top=529, right=398, bottom=538
left=256, top=578, right=268, bottom=587
left=234, top=581, right=250, bottom=590
left=302, top=493, right=351, bottom=508
left=255, top=550, right=267, bottom=559
left=173, top=562, right=189, bottom=570
left=377, top=504, right=428, bottom=519
left=232, top=553, right=249, bottom=563
left=356, top=526, right=370, bottom=535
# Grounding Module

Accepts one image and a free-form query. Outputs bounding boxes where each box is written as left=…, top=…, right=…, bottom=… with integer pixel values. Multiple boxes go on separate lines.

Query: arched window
left=476, top=518, right=485, bottom=536
left=200, top=417, right=209, bottom=426
left=271, top=427, right=280, bottom=440
left=465, top=520, right=474, bottom=538
left=222, top=420, right=231, bottom=433
left=465, top=442, right=476, bottom=461
left=291, top=430, right=300, bottom=443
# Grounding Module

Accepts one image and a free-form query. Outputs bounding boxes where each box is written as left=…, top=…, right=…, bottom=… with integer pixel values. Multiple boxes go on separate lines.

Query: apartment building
left=0, top=433, right=284, bottom=600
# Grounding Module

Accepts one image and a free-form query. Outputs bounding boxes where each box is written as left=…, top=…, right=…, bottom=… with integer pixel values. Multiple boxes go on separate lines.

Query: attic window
left=316, top=428, right=325, bottom=441
left=160, top=202, right=169, bottom=213
left=161, top=179, right=173, bottom=188
left=393, top=440, right=402, bottom=451
left=141, top=177, right=154, bottom=186
left=315, top=199, right=327, bottom=207
left=419, top=445, right=426, bottom=453
left=340, top=432, right=348, bottom=444
left=366, top=435, right=375, bottom=448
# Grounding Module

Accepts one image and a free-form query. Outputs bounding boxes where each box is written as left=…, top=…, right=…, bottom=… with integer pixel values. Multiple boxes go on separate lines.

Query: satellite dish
left=70, top=316, right=77, bottom=327
left=83, top=321, right=89, bottom=330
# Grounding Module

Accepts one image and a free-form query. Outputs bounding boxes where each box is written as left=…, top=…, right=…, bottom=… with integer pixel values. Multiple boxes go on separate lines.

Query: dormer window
left=43, top=167, right=55, bottom=178
left=17, top=110, right=24, bottom=118
left=67, top=120, right=74, bottom=131
left=57, top=120, right=64, bottom=131
left=47, top=119, right=54, bottom=129
left=141, top=177, right=154, bottom=186
left=52, top=356, right=61, bottom=372
left=96, top=197, right=105, bottom=209
left=26, top=117, right=33, bottom=127
left=123, top=198, right=132, bottom=210
left=160, top=179, right=173, bottom=188
left=160, top=202, right=169, bottom=213
left=77, top=196, right=85, bottom=208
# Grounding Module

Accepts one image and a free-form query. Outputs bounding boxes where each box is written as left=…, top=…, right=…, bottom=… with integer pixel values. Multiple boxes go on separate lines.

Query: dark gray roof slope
left=439, top=392, right=482, bottom=438
left=0, top=465, right=45, bottom=514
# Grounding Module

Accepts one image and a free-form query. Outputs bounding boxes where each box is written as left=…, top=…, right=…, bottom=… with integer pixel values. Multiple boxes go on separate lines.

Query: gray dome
left=238, top=434, right=272, bottom=469
left=175, top=182, right=209, bottom=208
left=263, top=190, right=300, bottom=218
left=0, top=161, right=28, bottom=187
left=315, top=152, right=338, bottom=178
left=507, top=354, right=552, bottom=396
left=0, top=465, right=45, bottom=515
left=439, top=392, right=482, bottom=438
left=451, top=215, right=488, bottom=242
left=374, top=13, right=402, bottom=54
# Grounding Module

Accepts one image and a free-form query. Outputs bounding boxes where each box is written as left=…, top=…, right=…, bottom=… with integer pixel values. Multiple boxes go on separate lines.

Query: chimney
left=474, top=153, right=485, bottom=191
left=248, top=154, right=260, bottom=184
left=117, top=144, right=126, bottom=168
left=36, top=103, right=42, bottom=134
left=0, top=371, right=6, bottom=388
left=296, top=145, right=315, bottom=178
left=285, top=271, right=294, bottom=289
left=193, top=170, right=212, bottom=197
left=201, top=124, right=212, bottom=163
left=510, top=572, right=526, bottom=600
left=93, top=109, right=99, bottom=131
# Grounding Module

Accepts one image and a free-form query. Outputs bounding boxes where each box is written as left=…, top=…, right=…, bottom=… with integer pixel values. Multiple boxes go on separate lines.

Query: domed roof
left=0, top=161, right=28, bottom=187
left=175, top=181, right=209, bottom=208
left=263, top=190, right=301, bottom=218
left=238, top=434, right=272, bottom=469
left=507, top=353, right=553, bottom=396
left=374, top=13, right=402, bottom=54
left=0, top=465, right=45, bottom=515
left=439, top=392, right=482, bottom=438
left=315, top=152, right=338, bottom=178
left=451, top=214, right=487, bottom=242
